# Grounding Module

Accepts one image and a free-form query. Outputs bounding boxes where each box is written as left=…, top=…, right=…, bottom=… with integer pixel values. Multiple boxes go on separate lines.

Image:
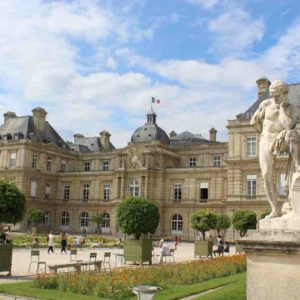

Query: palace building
left=0, top=77, right=299, bottom=240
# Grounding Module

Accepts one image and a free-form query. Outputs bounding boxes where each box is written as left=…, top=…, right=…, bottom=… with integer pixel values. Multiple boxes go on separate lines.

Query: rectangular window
left=129, top=180, right=139, bottom=196
left=30, top=181, right=37, bottom=197
left=60, top=160, right=66, bottom=172
left=279, top=173, right=286, bottom=195
left=247, top=175, right=256, bottom=196
left=45, top=184, right=51, bottom=199
left=32, top=154, right=38, bottom=169
left=189, top=157, right=196, bottom=168
left=213, top=155, right=221, bottom=167
left=84, top=162, right=90, bottom=172
left=47, top=156, right=52, bottom=171
left=82, top=184, right=89, bottom=200
left=103, top=161, right=109, bottom=171
left=103, top=184, right=110, bottom=201
left=247, top=137, right=256, bottom=157
left=63, top=185, right=70, bottom=200
left=174, top=184, right=182, bottom=201
left=200, top=182, right=208, bottom=202
left=9, top=152, right=16, bottom=168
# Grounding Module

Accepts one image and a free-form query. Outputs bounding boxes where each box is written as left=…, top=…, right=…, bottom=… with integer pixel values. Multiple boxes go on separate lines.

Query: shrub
left=0, top=179, right=26, bottom=224
left=232, top=209, right=257, bottom=237
left=190, top=209, right=217, bottom=240
left=117, top=196, right=159, bottom=240
left=216, top=214, right=231, bottom=234
left=28, top=209, right=45, bottom=227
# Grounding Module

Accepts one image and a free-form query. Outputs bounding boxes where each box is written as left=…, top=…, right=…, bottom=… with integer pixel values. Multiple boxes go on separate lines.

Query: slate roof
left=71, top=136, right=115, bottom=152
left=0, top=116, right=69, bottom=149
left=170, top=131, right=211, bottom=146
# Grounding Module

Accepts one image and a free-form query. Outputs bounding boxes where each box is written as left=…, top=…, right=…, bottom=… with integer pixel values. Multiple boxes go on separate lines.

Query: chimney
left=209, top=128, right=217, bottom=142
left=100, top=130, right=111, bottom=150
left=169, top=131, right=177, bottom=138
left=32, top=107, right=47, bottom=131
left=3, top=111, right=17, bottom=122
left=256, top=77, right=271, bottom=98
left=73, top=133, right=85, bottom=144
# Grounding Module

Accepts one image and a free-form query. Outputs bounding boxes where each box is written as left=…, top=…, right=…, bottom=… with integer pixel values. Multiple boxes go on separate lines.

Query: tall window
left=64, top=185, right=70, bottom=200
left=247, top=175, right=256, bottom=196
left=279, top=173, right=286, bottom=196
left=200, top=183, right=208, bottom=202
left=174, top=184, right=182, bottom=201
left=80, top=212, right=89, bottom=227
left=129, top=180, right=139, bottom=196
left=103, top=184, right=110, bottom=201
left=171, top=214, right=183, bottom=231
left=189, top=157, right=196, bottom=167
left=61, top=212, right=70, bottom=227
left=32, top=154, right=38, bottom=169
left=9, top=152, right=16, bottom=168
left=60, top=160, right=66, bottom=172
left=101, top=213, right=110, bottom=228
left=247, top=137, right=256, bottom=157
left=30, top=181, right=37, bottom=197
left=47, top=156, right=52, bottom=171
left=45, top=184, right=51, bottom=199
left=213, top=155, right=221, bottom=167
left=84, top=162, right=90, bottom=172
left=103, top=161, right=109, bottom=171
left=82, top=184, right=90, bottom=200
left=43, top=212, right=50, bottom=226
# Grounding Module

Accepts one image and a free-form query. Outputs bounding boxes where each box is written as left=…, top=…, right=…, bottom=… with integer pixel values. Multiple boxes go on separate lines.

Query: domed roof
left=131, top=109, right=170, bottom=144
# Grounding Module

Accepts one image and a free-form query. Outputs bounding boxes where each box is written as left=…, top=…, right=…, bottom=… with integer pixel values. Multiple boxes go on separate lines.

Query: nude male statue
left=250, top=80, right=300, bottom=219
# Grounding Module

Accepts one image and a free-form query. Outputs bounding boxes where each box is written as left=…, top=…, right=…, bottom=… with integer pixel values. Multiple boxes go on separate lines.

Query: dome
left=131, top=109, right=170, bottom=144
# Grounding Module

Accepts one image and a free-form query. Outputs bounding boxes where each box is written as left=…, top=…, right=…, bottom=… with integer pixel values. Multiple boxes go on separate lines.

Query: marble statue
left=251, top=80, right=300, bottom=219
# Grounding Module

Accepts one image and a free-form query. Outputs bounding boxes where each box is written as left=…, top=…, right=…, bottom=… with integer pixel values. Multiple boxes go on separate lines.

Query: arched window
left=80, top=212, right=89, bottom=227
left=61, top=212, right=70, bottom=227
left=101, top=213, right=110, bottom=228
left=171, top=214, right=183, bottom=231
left=43, top=212, right=50, bottom=226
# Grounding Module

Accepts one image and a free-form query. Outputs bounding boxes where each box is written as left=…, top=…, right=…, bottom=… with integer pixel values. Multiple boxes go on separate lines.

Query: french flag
left=152, top=97, right=160, bottom=104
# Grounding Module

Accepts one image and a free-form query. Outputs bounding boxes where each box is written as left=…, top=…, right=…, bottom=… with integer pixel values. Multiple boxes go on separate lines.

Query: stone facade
left=0, top=77, right=298, bottom=240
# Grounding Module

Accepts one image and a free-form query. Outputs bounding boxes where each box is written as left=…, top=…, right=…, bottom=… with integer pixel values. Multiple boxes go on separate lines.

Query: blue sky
left=0, top=0, right=300, bottom=147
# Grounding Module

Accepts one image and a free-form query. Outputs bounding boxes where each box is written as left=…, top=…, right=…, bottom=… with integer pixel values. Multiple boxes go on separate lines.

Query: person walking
left=60, top=232, right=67, bottom=254
left=47, top=231, right=55, bottom=254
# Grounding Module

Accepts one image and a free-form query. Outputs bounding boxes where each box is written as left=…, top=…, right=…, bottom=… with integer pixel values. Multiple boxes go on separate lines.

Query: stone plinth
left=238, top=230, right=300, bottom=300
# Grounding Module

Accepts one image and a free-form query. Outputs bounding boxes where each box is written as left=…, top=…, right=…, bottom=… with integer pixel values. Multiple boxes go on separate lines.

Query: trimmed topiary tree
left=28, top=209, right=44, bottom=229
left=216, top=213, right=231, bottom=234
left=0, top=180, right=26, bottom=225
left=117, top=196, right=160, bottom=240
left=190, top=209, right=217, bottom=241
left=91, top=213, right=104, bottom=234
left=232, top=209, right=257, bottom=237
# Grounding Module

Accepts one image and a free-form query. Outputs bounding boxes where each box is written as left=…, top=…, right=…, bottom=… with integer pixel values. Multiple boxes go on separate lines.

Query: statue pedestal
left=238, top=230, right=300, bottom=300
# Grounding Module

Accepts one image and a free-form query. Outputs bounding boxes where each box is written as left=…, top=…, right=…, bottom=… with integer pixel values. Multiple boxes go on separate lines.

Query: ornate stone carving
left=128, top=148, right=145, bottom=169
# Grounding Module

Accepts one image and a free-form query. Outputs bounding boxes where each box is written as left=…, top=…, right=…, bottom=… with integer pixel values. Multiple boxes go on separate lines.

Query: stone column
left=120, top=176, right=124, bottom=200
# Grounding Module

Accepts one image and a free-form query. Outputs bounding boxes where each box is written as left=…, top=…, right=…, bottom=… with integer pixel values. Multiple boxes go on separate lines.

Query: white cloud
left=186, top=0, right=221, bottom=10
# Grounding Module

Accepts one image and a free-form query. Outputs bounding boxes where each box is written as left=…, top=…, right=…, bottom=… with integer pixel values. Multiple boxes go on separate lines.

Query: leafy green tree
left=92, top=213, right=104, bottom=234
left=260, top=210, right=271, bottom=219
left=216, top=213, right=231, bottom=234
left=28, top=209, right=45, bottom=227
left=117, top=197, right=160, bottom=240
left=190, top=209, right=217, bottom=241
left=0, top=180, right=26, bottom=224
left=232, top=209, right=257, bottom=237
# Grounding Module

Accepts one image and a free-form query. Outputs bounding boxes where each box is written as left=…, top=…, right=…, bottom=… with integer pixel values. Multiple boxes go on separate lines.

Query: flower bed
left=35, top=255, right=246, bottom=299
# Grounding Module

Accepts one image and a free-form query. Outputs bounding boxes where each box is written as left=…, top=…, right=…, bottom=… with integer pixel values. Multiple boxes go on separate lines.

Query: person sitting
left=115, top=238, right=123, bottom=248
left=31, top=238, right=39, bottom=249
left=223, top=241, right=230, bottom=254
left=160, top=242, right=170, bottom=263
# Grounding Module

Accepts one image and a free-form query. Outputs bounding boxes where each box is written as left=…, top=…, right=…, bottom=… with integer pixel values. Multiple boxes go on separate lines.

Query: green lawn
left=0, top=272, right=246, bottom=300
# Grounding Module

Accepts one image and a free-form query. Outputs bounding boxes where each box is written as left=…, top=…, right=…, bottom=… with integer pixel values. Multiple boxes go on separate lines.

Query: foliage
left=28, top=209, right=45, bottom=226
left=91, top=213, right=103, bottom=234
left=34, top=255, right=246, bottom=299
left=232, top=209, right=257, bottom=237
left=216, top=214, right=231, bottom=234
left=259, top=210, right=271, bottom=219
left=0, top=180, right=26, bottom=224
left=116, top=196, right=159, bottom=240
left=190, top=209, right=217, bottom=240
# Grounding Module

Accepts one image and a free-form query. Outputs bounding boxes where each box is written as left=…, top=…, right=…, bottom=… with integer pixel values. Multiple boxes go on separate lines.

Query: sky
left=1, top=0, right=300, bottom=147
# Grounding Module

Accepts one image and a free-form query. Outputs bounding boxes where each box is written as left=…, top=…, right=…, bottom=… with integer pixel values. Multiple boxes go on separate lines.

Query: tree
left=0, top=180, right=26, bottom=224
left=28, top=209, right=45, bottom=227
left=260, top=210, right=271, bottom=220
left=232, top=209, right=257, bottom=237
left=190, top=209, right=217, bottom=241
left=92, top=213, right=104, bottom=234
left=216, top=213, right=231, bottom=234
left=117, top=196, right=160, bottom=240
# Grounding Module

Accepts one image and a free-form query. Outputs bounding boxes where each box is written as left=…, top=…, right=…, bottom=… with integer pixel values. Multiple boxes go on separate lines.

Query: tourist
left=0, top=231, right=6, bottom=243
left=158, top=238, right=164, bottom=248
left=174, top=234, right=179, bottom=247
left=224, top=241, right=230, bottom=254
left=31, top=238, right=39, bottom=249
left=213, top=234, right=224, bottom=256
left=60, top=232, right=67, bottom=254
left=47, top=231, right=55, bottom=254
left=5, top=230, right=12, bottom=244
left=160, top=241, right=170, bottom=263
